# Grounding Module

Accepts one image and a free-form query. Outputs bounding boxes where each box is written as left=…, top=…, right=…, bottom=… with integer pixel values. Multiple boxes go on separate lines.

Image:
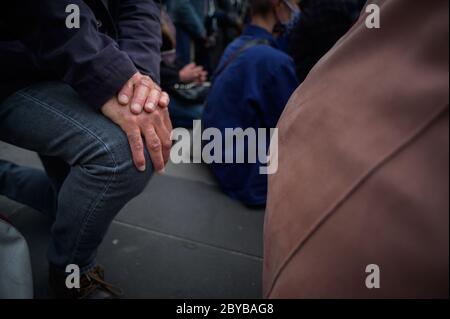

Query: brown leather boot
left=49, top=264, right=122, bottom=299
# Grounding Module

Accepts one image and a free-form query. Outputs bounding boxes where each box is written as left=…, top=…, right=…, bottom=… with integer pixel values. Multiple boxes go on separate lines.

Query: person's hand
left=101, top=96, right=172, bottom=173
left=179, top=63, right=208, bottom=84
left=117, top=72, right=170, bottom=115
left=197, top=69, right=208, bottom=84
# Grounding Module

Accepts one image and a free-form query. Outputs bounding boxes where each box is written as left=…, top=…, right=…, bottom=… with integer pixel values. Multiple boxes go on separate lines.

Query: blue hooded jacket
left=202, top=25, right=299, bottom=206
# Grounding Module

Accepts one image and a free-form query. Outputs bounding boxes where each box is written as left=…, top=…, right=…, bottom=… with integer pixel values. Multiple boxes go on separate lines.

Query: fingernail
left=146, top=102, right=156, bottom=111
left=157, top=168, right=166, bottom=175
left=131, top=103, right=142, bottom=113
left=119, top=94, right=129, bottom=104
left=138, top=165, right=146, bottom=172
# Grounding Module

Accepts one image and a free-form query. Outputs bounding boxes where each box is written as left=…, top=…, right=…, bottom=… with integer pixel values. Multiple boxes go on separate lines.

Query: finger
left=118, top=79, right=134, bottom=105
left=152, top=114, right=172, bottom=164
left=144, top=126, right=165, bottom=173
left=193, top=66, right=203, bottom=75
left=158, top=92, right=170, bottom=109
left=130, top=77, right=153, bottom=114
left=124, top=126, right=146, bottom=172
left=160, top=107, right=173, bottom=138
left=144, top=87, right=162, bottom=113
left=159, top=108, right=173, bottom=150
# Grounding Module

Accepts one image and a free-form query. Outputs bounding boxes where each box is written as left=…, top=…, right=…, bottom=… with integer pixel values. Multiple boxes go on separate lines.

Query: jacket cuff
left=135, top=50, right=162, bottom=85
left=72, top=50, right=138, bottom=110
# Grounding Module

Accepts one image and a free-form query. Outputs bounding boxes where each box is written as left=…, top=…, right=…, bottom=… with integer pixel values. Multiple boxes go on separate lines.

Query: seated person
left=0, top=1, right=171, bottom=299
left=202, top=0, right=299, bottom=207
left=160, top=9, right=209, bottom=129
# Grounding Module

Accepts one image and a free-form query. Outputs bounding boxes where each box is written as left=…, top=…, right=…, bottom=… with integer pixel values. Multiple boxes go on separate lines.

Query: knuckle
left=147, top=136, right=161, bottom=150
left=150, top=91, right=160, bottom=100
left=132, top=73, right=141, bottom=81
left=139, top=76, right=153, bottom=87
left=152, top=85, right=162, bottom=93
left=134, top=142, right=144, bottom=151
left=150, top=139, right=161, bottom=150
left=127, top=133, right=141, bottom=146
left=163, top=139, right=172, bottom=149
left=152, top=111, right=163, bottom=123
left=134, top=96, right=145, bottom=104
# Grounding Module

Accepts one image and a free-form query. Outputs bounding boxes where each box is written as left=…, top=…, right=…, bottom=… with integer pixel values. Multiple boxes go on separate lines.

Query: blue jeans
left=0, top=82, right=153, bottom=273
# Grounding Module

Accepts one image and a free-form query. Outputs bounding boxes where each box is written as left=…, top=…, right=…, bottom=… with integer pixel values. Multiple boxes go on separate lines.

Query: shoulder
left=247, top=44, right=292, bottom=64
left=244, top=45, right=295, bottom=74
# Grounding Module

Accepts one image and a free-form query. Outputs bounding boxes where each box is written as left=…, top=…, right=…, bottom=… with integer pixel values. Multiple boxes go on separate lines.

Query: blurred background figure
left=166, top=0, right=249, bottom=73
left=289, top=0, right=366, bottom=83
left=160, top=8, right=209, bottom=128
left=208, top=0, right=247, bottom=71
left=166, top=0, right=208, bottom=66
left=202, top=0, right=299, bottom=207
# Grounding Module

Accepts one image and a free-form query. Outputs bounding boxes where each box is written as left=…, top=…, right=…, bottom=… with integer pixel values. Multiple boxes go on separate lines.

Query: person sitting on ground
left=202, top=0, right=299, bottom=207
left=0, top=0, right=171, bottom=299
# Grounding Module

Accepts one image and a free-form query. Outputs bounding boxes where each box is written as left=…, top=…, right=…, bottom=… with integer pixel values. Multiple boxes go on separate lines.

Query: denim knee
left=104, top=132, right=153, bottom=200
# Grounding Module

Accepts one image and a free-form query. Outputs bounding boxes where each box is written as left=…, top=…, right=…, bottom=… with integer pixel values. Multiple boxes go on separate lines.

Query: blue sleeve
left=6, top=1, right=138, bottom=109
left=117, top=0, right=162, bottom=83
left=261, top=57, right=299, bottom=128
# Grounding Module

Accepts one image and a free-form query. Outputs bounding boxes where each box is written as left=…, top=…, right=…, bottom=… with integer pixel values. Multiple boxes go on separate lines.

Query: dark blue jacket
left=0, top=0, right=161, bottom=109
left=202, top=25, right=299, bottom=206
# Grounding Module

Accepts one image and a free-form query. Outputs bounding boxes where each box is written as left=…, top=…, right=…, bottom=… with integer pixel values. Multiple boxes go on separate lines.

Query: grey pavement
left=0, top=141, right=265, bottom=299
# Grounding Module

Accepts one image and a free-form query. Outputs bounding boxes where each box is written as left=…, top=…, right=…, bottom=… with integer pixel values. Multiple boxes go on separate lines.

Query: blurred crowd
left=161, top=0, right=367, bottom=206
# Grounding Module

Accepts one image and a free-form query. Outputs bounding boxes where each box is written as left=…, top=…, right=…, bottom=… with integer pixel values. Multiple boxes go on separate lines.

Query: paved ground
left=0, top=140, right=265, bottom=299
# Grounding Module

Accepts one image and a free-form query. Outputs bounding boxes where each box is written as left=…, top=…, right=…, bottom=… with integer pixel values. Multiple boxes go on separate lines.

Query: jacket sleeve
left=6, top=1, right=138, bottom=109
left=116, top=0, right=162, bottom=83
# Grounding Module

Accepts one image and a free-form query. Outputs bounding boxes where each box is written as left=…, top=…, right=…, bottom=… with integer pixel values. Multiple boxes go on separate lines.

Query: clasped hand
left=101, top=72, right=172, bottom=173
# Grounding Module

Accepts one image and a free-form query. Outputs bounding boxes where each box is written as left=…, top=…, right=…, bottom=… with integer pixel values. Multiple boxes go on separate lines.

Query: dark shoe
left=49, top=264, right=122, bottom=299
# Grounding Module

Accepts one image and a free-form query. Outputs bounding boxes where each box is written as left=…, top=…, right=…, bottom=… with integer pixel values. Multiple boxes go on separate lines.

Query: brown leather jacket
left=264, top=0, right=449, bottom=298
